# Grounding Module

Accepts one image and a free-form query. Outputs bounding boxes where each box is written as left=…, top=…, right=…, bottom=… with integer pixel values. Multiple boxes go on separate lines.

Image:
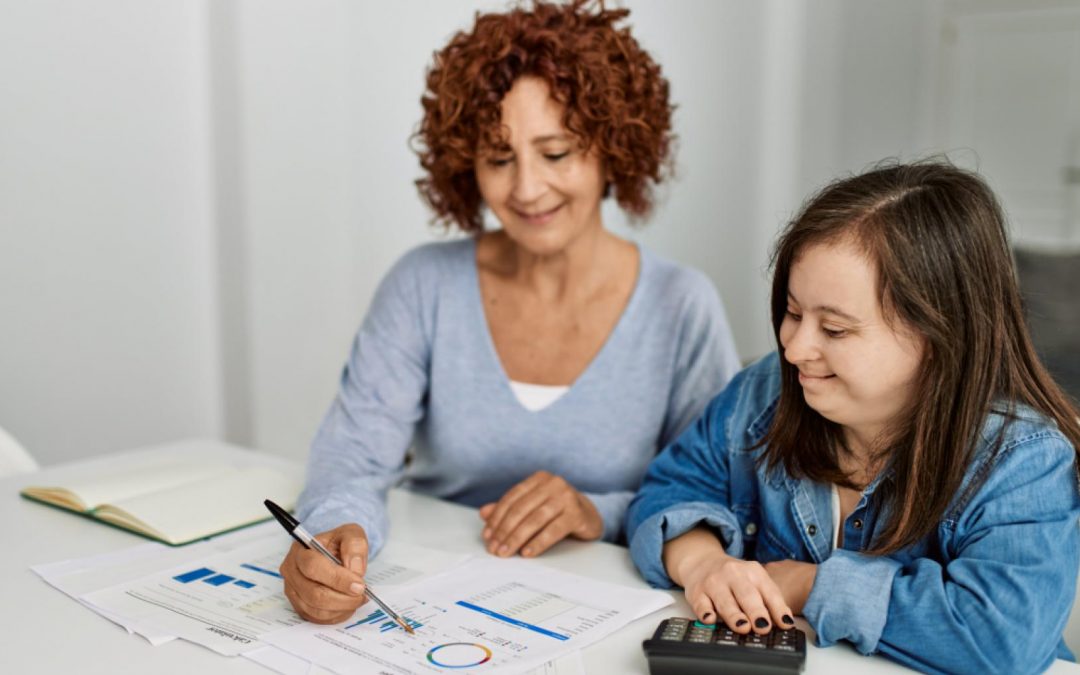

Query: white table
left=2, top=444, right=1076, bottom=674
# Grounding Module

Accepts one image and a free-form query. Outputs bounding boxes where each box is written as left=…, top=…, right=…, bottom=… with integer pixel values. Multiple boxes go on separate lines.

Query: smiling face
left=778, top=237, right=924, bottom=448
left=473, top=77, right=608, bottom=256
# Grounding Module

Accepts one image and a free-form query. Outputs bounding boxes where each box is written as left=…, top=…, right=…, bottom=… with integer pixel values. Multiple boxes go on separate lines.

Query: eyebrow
left=483, top=134, right=572, bottom=154
left=531, top=134, right=573, bottom=144
left=787, top=292, right=863, bottom=324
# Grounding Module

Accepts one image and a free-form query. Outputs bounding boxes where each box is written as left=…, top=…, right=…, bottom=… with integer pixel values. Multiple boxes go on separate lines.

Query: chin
left=801, top=394, right=841, bottom=423
left=507, top=228, right=573, bottom=256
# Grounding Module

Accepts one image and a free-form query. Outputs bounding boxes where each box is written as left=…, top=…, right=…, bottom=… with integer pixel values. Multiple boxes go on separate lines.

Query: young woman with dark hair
left=278, top=0, right=740, bottom=625
left=627, top=160, right=1080, bottom=672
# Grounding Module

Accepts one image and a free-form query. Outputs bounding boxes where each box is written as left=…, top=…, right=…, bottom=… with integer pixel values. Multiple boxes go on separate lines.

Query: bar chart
left=346, top=608, right=425, bottom=633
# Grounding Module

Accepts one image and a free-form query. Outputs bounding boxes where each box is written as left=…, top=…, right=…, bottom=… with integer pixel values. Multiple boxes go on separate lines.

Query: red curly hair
left=414, top=0, right=675, bottom=232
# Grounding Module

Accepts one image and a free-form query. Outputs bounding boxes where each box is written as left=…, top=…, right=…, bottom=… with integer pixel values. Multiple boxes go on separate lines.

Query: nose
left=510, top=156, right=546, bottom=204
left=781, top=318, right=820, bottom=365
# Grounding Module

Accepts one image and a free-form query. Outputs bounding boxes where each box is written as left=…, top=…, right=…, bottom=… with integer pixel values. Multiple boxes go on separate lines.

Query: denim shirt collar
left=748, top=393, right=898, bottom=562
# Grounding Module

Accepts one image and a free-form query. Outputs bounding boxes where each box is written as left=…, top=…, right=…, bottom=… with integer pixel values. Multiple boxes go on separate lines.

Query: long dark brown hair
left=759, top=160, right=1080, bottom=555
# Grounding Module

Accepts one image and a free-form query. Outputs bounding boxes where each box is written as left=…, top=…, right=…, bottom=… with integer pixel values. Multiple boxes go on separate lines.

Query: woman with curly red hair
left=280, top=0, right=739, bottom=624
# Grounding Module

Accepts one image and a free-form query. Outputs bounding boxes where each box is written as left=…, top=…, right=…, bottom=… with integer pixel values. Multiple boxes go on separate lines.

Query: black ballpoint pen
left=264, top=499, right=414, bottom=634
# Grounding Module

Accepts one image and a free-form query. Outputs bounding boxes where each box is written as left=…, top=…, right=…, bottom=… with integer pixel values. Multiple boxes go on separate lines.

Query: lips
left=514, top=204, right=562, bottom=225
left=798, top=371, right=836, bottom=383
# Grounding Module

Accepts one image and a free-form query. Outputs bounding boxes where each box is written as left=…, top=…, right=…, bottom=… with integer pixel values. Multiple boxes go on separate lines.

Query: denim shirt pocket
left=756, top=527, right=800, bottom=563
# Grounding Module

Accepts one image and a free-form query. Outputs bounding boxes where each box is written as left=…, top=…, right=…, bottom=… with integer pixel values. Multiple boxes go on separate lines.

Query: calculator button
left=692, top=621, right=715, bottom=629
left=744, top=634, right=767, bottom=649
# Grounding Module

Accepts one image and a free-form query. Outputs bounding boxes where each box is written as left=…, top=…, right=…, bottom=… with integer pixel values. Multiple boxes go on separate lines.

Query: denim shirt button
left=807, top=524, right=817, bottom=536
left=745, top=522, right=758, bottom=536
left=853, top=519, right=863, bottom=529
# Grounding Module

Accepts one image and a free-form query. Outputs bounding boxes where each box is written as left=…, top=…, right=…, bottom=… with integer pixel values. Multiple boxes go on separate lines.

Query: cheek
left=474, top=169, right=505, bottom=204
left=778, top=317, right=794, bottom=347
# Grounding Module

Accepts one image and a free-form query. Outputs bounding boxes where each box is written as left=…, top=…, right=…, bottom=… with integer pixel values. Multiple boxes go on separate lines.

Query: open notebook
left=21, top=453, right=303, bottom=545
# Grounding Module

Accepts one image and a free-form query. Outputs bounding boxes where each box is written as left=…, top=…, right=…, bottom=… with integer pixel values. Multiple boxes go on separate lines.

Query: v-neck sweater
left=297, top=238, right=740, bottom=554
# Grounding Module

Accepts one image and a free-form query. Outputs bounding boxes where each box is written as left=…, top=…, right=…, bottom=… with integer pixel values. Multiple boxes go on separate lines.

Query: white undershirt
left=831, top=484, right=841, bottom=550
left=508, top=380, right=570, bottom=412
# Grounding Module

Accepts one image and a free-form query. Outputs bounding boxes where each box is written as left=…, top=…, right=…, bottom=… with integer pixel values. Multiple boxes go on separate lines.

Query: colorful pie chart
left=426, top=642, right=493, bottom=668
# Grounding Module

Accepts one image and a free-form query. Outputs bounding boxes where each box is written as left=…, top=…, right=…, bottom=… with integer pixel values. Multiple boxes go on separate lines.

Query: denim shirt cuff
left=803, top=549, right=901, bottom=654
left=629, top=502, right=743, bottom=589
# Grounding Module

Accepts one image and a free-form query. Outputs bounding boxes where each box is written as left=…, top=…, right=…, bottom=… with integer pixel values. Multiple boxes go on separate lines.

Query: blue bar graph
left=204, top=574, right=235, bottom=586
left=234, top=580, right=255, bottom=589
left=345, top=609, right=423, bottom=633
left=455, top=601, right=568, bottom=641
left=240, top=563, right=282, bottom=579
left=173, top=568, right=215, bottom=584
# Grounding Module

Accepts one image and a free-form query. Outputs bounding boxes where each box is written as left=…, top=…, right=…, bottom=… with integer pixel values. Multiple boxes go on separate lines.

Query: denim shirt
left=627, top=353, right=1080, bottom=674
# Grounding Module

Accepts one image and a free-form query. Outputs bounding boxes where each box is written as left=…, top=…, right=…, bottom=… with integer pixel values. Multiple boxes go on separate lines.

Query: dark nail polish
left=736, top=619, right=748, bottom=627
left=782, top=614, right=794, bottom=625
left=703, top=612, right=714, bottom=622
left=754, top=617, right=770, bottom=629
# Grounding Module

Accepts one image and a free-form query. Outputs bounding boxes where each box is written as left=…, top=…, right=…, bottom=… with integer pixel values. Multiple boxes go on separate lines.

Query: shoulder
left=639, top=247, right=720, bottom=305
left=635, top=248, right=729, bottom=336
left=705, top=353, right=783, bottom=436
left=950, top=403, right=1078, bottom=518
left=388, top=238, right=474, bottom=279
left=979, top=403, right=1075, bottom=467
left=376, top=238, right=475, bottom=296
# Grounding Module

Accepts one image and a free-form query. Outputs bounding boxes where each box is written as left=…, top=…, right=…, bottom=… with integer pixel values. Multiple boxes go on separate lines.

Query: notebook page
left=33, top=457, right=230, bottom=510
left=98, top=466, right=303, bottom=544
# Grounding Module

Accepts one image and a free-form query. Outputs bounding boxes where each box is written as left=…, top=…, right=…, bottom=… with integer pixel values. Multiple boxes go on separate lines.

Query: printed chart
left=85, top=539, right=301, bottom=654
left=82, top=535, right=467, bottom=656
left=264, top=557, right=672, bottom=674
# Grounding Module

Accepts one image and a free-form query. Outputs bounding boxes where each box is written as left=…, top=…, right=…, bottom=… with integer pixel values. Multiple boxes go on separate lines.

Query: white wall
left=5, top=0, right=1062, bottom=466
left=0, top=0, right=222, bottom=465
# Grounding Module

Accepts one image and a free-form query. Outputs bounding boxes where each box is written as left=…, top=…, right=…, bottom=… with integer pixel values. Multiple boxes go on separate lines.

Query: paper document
left=263, top=557, right=672, bottom=674
left=243, top=645, right=583, bottom=675
left=83, top=536, right=468, bottom=655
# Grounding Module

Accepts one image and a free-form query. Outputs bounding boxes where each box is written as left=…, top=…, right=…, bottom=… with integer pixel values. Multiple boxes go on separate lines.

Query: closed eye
left=544, top=151, right=569, bottom=162
left=823, top=327, right=847, bottom=338
left=486, top=157, right=513, bottom=168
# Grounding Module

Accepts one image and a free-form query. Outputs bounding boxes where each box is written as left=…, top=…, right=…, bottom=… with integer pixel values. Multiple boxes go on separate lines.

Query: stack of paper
left=33, top=524, right=671, bottom=674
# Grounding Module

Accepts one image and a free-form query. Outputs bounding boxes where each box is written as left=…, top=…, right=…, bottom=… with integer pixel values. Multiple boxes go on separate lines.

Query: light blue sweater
left=297, top=238, right=740, bottom=555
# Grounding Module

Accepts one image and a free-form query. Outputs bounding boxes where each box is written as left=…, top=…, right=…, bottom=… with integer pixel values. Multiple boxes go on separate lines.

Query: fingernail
left=522, top=548, right=533, bottom=557
left=754, top=618, right=770, bottom=629
left=349, top=557, right=362, bottom=572
left=783, top=614, right=794, bottom=625
left=497, top=544, right=509, bottom=556
left=349, top=582, right=363, bottom=595
left=703, top=612, right=714, bottom=622
left=736, top=619, right=748, bottom=627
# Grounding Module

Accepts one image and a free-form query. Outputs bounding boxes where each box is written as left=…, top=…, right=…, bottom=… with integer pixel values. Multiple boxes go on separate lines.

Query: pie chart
left=426, top=642, right=493, bottom=668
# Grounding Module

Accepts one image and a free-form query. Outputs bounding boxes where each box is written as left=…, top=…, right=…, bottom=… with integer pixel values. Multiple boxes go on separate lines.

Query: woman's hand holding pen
left=479, top=471, right=603, bottom=558
left=279, top=523, right=370, bottom=624
left=663, top=527, right=796, bottom=635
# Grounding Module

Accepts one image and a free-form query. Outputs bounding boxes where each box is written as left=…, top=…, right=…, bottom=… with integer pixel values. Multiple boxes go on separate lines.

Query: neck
left=505, top=225, right=617, bottom=301
left=840, top=425, right=886, bottom=486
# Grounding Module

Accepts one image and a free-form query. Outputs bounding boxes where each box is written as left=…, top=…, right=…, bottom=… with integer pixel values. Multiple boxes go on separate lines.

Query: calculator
left=642, top=617, right=807, bottom=675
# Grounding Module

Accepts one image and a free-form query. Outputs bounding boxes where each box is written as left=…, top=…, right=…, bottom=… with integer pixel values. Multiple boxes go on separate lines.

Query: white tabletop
left=2, top=443, right=1076, bottom=674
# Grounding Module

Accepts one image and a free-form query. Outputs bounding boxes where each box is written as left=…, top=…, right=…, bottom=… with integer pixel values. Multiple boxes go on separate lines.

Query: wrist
left=575, top=493, right=604, bottom=540
left=664, top=527, right=727, bottom=587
